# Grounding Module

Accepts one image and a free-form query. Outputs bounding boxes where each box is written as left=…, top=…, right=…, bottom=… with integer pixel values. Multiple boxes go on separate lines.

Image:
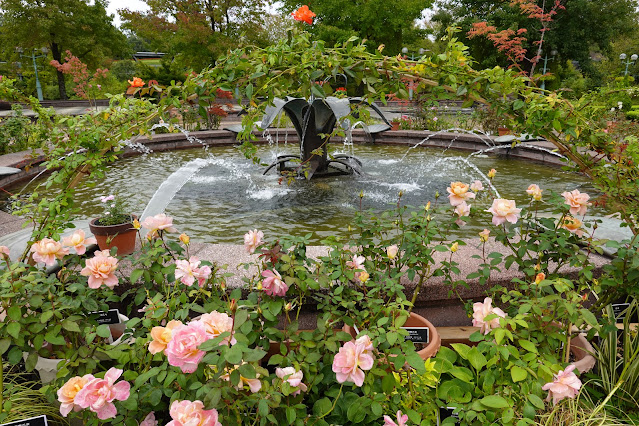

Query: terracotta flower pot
left=89, top=215, right=138, bottom=256
left=343, top=312, right=441, bottom=360
left=391, top=121, right=400, bottom=131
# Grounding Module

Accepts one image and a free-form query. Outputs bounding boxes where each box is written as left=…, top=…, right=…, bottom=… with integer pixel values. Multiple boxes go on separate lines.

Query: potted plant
left=88, top=195, right=138, bottom=256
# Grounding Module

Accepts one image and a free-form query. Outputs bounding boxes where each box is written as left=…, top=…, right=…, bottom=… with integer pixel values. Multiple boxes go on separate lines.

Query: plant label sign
left=402, top=326, right=429, bottom=344
left=612, top=303, right=631, bottom=320
left=437, top=407, right=460, bottom=425
left=1, top=415, right=48, bottom=426
left=91, top=309, right=121, bottom=325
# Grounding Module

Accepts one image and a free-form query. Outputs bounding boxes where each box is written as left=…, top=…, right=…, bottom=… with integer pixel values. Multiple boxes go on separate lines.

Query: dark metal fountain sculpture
left=261, top=96, right=392, bottom=179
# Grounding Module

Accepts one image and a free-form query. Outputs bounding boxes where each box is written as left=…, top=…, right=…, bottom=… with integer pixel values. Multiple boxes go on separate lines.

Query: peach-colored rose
left=194, top=311, right=236, bottom=345
left=149, top=320, right=183, bottom=355
left=167, top=400, right=221, bottom=426
left=332, top=340, right=375, bottom=387
left=526, top=184, right=543, bottom=201
left=472, top=297, right=506, bottom=335
left=141, top=213, right=177, bottom=238
left=386, top=244, right=398, bottom=260
left=454, top=201, right=471, bottom=226
left=80, top=250, right=119, bottom=289
left=479, top=228, right=490, bottom=243
left=244, top=229, right=264, bottom=254
left=62, top=230, right=97, bottom=255
left=58, top=374, right=95, bottom=417
left=0, top=245, right=9, bottom=259
left=447, top=182, right=475, bottom=206
left=261, top=269, right=288, bottom=297
left=562, top=216, right=584, bottom=237
left=470, top=180, right=484, bottom=192
left=542, top=364, right=582, bottom=405
left=561, top=189, right=590, bottom=216
left=486, top=199, right=521, bottom=226
left=275, top=367, right=308, bottom=396
left=165, top=322, right=209, bottom=373
left=74, top=368, right=130, bottom=420
left=30, top=238, right=69, bottom=267
left=534, top=272, right=546, bottom=284
left=175, top=257, right=212, bottom=287
left=487, top=168, right=496, bottom=179
left=179, top=233, right=190, bottom=245
left=221, top=365, right=262, bottom=393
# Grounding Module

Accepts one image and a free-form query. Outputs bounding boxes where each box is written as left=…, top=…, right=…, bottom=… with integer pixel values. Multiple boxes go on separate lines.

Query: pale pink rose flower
left=447, top=182, right=476, bottom=206
left=486, top=199, right=521, bottom=226
left=30, top=238, right=69, bottom=267
left=100, top=195, right=115, bottom=203
left=562, top=216, right=584, bottom=237
left=0, top=245, right=9, bottom=260
left=62, top=229, right=97, bottom=255
left=526, top=184, right=543, bottom=201
left=332, top=340, right=375, bottom=387
left=386, top=245, right=398, bottom=260
left=175, top=257, right=211, bottom=286
left=193, top=311, right=236, bottom=345
left=454, top=201, right=471, bottom=226
left=74, top=368, right=130, bottom=420
left=165, top=322, right=209, bottom=373
left=244, top=229, right=264, bottom=254
left=139, top=412, right=158, bottom=426
left=149, top=320, right=183, bottom=355
left=80, top=250, right=119, bottom=289
left=261, top=269, right=288, bottom=297
left=221, top=366, right=262, bottom=393
left=542, top=364, right=582, bottom=405
left=141, top=213, right=177, bottom=238
left=355, top=334, right=374, bottom=356
left=346, top=255, right=365, bottom=271
left=561, top=189, right=590, bottom=216
left=275, top=367, right=308, bottom=396
left=470, top=180, right=484, bottom=192
left=58, top=374, right=95, bottom=417
left=167, top=400, right=221, bottom=426
left=384, top=410, right=409, bottom=426
left=472, top=297, right=507, bottom=335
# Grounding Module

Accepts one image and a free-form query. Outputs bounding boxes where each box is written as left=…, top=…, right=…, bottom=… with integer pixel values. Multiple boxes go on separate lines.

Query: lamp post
left=401, top=48, right=426, bottom=101
left=619, top=53, right=638, bottom=77
left=540, top=50, right=557, bottom=91
left=15, top=47, right=48, bottom=101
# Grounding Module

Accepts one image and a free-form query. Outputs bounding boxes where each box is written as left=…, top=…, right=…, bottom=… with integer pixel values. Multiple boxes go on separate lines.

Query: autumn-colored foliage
left=50, top=51, right=108, bottom=100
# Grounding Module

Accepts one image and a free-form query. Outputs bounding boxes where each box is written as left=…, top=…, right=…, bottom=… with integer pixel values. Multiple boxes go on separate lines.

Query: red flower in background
left=291, top=5, right=316, bottom=25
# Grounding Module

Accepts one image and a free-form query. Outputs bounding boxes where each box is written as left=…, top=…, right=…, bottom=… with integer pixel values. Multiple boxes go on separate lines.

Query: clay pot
left=89, top=215, right=138, bottom=256
left=343, top=312, right=441, bottom=360
left=391, top=121, right=400, bottom=131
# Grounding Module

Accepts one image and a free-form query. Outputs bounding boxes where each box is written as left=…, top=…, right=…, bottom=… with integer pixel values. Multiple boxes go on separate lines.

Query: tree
left=280, top=0, right=433, bottom=55
left=0, top=0, right=129, bottom=99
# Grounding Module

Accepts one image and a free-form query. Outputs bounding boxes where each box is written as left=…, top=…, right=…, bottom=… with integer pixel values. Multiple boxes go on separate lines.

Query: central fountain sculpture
left=261, top=96, right=393, bottom=179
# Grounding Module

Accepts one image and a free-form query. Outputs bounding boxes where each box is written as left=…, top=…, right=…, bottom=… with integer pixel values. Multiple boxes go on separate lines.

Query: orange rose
left=291, top=5, right=316, bottom=25
left=127, top=77, right=145, bottom=88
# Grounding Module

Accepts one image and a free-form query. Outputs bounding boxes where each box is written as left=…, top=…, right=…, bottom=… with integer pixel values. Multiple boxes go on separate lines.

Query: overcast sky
left=106, top=0, right=149, bottom=27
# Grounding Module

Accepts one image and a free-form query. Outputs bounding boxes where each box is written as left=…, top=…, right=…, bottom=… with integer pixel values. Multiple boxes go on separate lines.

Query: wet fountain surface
left=2, top=143, right=598, bottom=244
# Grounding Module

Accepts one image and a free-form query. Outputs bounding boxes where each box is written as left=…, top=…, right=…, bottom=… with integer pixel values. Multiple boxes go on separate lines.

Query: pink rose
left=165, top=322, right=209, bottom=373
left=542, top=364, right=582, bottom=405
left=139, top=412, right=158, bottom=426
left=58, top=374, right=95, bottom=417
left=244, top=229, right=264, bottom=254
left=261, top=269, right=288, bottom=297
left=454, top=201, right=471, bottom=227
left=62, top=229, right=97, bottom=255
left=221, top=365, right=262, bottom=393
left=332, top=340, right=375, bottom=387
left=384, top=410, right=409, bottom=426
left=561, top=189, right=590, bottom=216
left=167, top=400, right=221, bottom=426
left=74, top=368, right=130, bottom=420
left=472, top=297, right=506, bottom=335
left=149, top=320, right=183, bottom=355
left=175, top=257, right=212, bottom=286
left=30, top=238, right=69, bottom=267
left=470, top=180, right=484, bottom=192
left=0, top=245, right=9, bottom=260
left=275, top=367, right=307, bottom=396
left=80, top=250, right=119, bottom=289
left=526, top=184, right=543, bottom=201
left=193, top=311, right=236, bottom=345
left=486, top=199, right=521, bottom=226
left=447, top=182, right=475, bottom=206
left=100, top=195, right=115, bottom=203
left=141, top=213, right=177, bottom=238
left=345, top=255, right=365, bottom=271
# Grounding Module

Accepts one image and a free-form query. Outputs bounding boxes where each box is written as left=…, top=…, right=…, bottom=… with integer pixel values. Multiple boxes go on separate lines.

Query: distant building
left=132, top=52, right=166, bottom=68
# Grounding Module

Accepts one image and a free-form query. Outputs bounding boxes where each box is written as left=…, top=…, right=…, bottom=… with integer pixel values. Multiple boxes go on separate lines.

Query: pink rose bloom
left=472, top=297, right=507, bottom=335
left=74, top=368, right=130, bottom=420
left=139, top=412, right=158, bottom=426
left=384, top=410, right=409, bottom=426
left=194, top=311, right=236, bottom=345
left=454, top=201, right=471, bottom=226
left=149, top=320, right=183, bottom=355
left=244, top=229, right=264, bottom=254
left=562, top=189, right=590, bottom=216
left=275, top=367, right=308, bottom=396
left=165, top=322, right=209, bottom=373
left=62, top=229, right=97, bottom=255
left=30, top=238, right=69, bottom=267
left=167, top=400, right=221, bottom=426
left=486, top=199, right=521, bottom=226
left=141, top=213, right=177, bottom=238
left=100, top=195, right=115, bottom=203
left=175, top=257, right=212, bottom=286
left=0, top=245, right=9, bottom=260
left=221, top=366, right=262, bottom=393
left=346, top=255, right=365, bottom=271
left=470, top=180, right=484, bottom=192
left=542, top=364, right=582, bottom=405
left=80, top=250, right=119, bottom=289
left=332, top=340, right=375, bottom=387
left=58, top=374, right=95, bottom=417
left=447, top=182, right=475, bottom=206
left=261, top=269, right=288, bottom=297
left=526, top=184, right=543, bottom=201
left=355, top=334, right=374, bottom=356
